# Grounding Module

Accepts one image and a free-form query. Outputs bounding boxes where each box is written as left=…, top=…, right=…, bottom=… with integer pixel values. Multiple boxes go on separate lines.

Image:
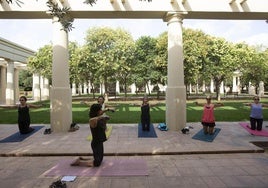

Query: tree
left=19, top=70, right=32, bottom=88
left=112, top=29, right=135, bottom=98
left=133, top=36, right=157, bottom=95
left=154, top=32, right=168, bottom=98
left=205, top=37, right=236, bottom=100
left=27, top=44, right=53, bottom=83
left=239, top=46, right=268, bottom=94
left=183, top=28, right=210, bottom=94
left=84, top=27, right=135, bottom=96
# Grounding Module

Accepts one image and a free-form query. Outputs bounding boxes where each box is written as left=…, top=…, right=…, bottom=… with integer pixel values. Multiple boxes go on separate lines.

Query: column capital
left=163, top=12, right=187, bottom=23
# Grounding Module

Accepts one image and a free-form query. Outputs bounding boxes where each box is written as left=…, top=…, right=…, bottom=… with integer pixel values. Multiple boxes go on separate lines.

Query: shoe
left=49, top=180, right=66, bottom=188
left=44, top=128, right=51, bottom=134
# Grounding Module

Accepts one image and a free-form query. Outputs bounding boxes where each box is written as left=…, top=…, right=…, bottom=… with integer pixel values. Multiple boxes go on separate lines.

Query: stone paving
left=0, top=122, right=268, bottom=188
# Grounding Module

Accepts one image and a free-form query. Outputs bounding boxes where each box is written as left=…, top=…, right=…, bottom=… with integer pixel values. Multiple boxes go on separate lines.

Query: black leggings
left=250, top=117, right=263, bottom=131
left=91, top=141, right=104, bottom=167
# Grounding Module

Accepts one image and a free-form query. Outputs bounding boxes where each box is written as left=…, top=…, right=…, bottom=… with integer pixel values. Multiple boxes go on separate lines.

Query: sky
left=0, top=18, right=267, bottom=51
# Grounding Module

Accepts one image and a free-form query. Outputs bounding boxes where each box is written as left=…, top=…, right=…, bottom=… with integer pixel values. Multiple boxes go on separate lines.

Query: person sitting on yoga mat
left=244, top=96, right=268, bottom=131
left=1, top=96, right=42, bottom=134
left=195, top=95, right=224, bottom=135
left=141, top=96, right=151, bottom=131
left=71, top=103, right=109, bottom=167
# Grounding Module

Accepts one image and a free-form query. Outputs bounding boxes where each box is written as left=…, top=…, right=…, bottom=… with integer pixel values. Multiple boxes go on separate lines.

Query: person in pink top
left=195, top=95, right=224, bottom=135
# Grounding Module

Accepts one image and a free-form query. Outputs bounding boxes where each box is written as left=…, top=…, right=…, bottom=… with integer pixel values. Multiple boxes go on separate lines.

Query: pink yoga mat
left=44, top=158, right=148, bottom=177
left=239, top=122, right=268, bottom=137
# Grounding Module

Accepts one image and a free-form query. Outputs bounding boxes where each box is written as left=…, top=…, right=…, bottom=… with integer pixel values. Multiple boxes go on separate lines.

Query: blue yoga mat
left=192, top=128, right=221, bottom=142
left=0, top=126, right=44, bottom=143
left=138, top=123, right=157, bottom=138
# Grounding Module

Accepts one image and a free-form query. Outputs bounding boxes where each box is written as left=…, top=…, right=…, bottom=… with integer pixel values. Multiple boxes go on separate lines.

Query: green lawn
left=1, top=98, right=268, bottom=124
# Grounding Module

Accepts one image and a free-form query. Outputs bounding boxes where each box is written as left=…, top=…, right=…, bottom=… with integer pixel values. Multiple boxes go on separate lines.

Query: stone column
left=164, top=13, right=186, bottom=131
left=220, top=81, right=224, bottom=94
left=233, top=75, right=237, bottom=92
left=14, top=68, right=19, bottom=100
left=5, top=60, right=15, bottom=105
left=210, top=79, right=214, bottom=93
left=33, top=73, right=41, bottom=101
left=202, top=81, right=206, bottom=93
left=43, top=77, right=50, bottom=100
left=72, top=83, right=76, bottom=95
left=116, top=81, right=120, bottom=94
left=50, top=16, right=72, bottom=132
left=0, top=66, right=7, bottom=104
left=131, top=83, right=136, bottom=94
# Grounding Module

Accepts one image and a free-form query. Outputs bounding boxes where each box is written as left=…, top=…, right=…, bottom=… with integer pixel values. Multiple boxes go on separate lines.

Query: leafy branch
left=0, top=0, right=23, bottom=7
left=46, top=0, right=74, bottom=32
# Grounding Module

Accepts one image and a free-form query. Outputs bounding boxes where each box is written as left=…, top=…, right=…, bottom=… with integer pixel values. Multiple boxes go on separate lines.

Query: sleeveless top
left=250, top=103, right=263, bottom=119
left=202, top=104, right=215, bottom=123
left=141, top=104, right=150, bottom=120
left=18, top=105, right=30, bottom=123
left=90, top=119, right=107, bottom=143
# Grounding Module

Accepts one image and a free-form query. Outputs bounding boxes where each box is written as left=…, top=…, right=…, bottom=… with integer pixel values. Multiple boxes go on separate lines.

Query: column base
left=165, top=86, right=186, bottom=131
left=50, top=87, right=72, bottom=132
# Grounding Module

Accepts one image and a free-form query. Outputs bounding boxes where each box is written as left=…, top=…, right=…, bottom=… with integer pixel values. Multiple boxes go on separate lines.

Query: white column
left=189, top=84, right=192, bottom=94
left=5, top=60, right=15, bottom=105
left=14, top=68, right=19, bottom=100
left=202, top=81, right=206, bottom=93
left=164, top=13, right=186, bottom=131
left=33, top=73, right=41, bottom=101
left=210, top=79, right=214, bottom=93
left=43, top=77, right=50, bottom=100
left=100, top=83, right=105, bottom=94
left=50, top=16, right=72, bottom=132
left=87, top=81, right=91, bottom=94
left=116, top=81, right=120, bottom=94
left=233, top=75, right=237, bottom=92
left=83, top=83, right=88, bottom=94
left=0, top=66, right=7, bottom=104
left=131, top=83, right=136, bottom=94
left=237, top=76, right=241, bottom=93
left=72, top=83, right=76, bottom=95
left=220, top=81, right=224, bottom=94
left=78, top=84, right=82, bottom=95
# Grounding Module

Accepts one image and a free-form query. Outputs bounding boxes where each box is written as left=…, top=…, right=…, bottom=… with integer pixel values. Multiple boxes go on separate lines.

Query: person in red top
left=195, top=95, right=224, bottom=135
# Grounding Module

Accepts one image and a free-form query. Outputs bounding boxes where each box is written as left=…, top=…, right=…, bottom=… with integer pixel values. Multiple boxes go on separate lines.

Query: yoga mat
left=87, top=125, right=112, bottom=141
left=0, top=125, right=44, bottom=143
left=44, top=158, right=148, bottom=177
left=192, top=128, right=221, bottom=142
left=138, top=123, right=157, bottom=138
left=239, top=122, right=268, bottom=137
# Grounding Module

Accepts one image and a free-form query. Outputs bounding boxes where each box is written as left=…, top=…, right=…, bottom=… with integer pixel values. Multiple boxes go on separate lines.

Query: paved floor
left=0, top=122, right=268, bottom=188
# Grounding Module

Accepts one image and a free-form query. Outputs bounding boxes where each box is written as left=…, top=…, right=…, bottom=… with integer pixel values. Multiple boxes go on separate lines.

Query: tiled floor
left=0, top=122, right=268, bottom=188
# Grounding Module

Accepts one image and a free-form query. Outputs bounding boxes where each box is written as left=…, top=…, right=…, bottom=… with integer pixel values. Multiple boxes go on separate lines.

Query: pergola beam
left=0, top=0, right=267, bottom=20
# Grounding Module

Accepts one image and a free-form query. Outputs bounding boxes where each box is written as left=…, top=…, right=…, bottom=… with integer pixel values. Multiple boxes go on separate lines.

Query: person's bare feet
left=79, top=156, right=91, bottom=160
left=70, top=158, right=80, bottom=166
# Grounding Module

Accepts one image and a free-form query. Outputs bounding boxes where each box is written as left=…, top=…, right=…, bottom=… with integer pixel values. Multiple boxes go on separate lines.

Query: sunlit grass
left=1, top=98, right=268, bottom=124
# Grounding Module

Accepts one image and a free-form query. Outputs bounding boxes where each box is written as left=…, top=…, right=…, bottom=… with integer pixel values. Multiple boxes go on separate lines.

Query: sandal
left=49, top=180, right=66, bottom=188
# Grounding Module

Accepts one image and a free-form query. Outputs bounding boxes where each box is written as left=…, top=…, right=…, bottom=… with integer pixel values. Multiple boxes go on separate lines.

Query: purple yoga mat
left=239, top=122, right=268, bottom=137
left=44, top=158, right=148, bottom=177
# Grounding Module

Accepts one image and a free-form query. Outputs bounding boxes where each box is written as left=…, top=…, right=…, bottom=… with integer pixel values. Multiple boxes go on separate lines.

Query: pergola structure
left=0, top=37, right=35, bottom=104
left=0, top=0, right=267, bottom=132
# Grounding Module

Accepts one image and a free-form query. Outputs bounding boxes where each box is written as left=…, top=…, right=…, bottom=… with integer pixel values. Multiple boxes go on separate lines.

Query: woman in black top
left=1, top=96, right=42, bottom=134
left=141, top=96, right=151, bottom=131
left=71, top=103, right=109, bottom=167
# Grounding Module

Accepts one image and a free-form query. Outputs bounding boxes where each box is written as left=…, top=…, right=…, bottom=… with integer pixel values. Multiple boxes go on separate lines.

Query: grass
left=1, top=98, right=268, bottom=124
